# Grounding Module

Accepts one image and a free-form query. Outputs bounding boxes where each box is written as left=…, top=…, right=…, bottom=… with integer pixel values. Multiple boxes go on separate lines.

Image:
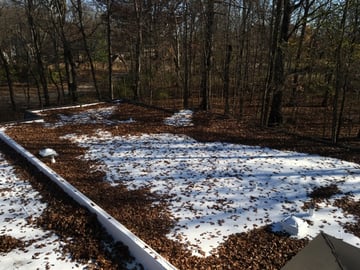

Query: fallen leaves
left=0, top=235, right=24, bottom=253
left=309, top=184, right=341, bottom=201
left=166, top=227, right=308, bottom=270
left=334, top=196, right=360, bottom=239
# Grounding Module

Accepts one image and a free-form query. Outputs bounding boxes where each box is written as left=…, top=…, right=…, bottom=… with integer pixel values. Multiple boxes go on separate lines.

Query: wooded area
left=0, top=0, right=359, bottom=144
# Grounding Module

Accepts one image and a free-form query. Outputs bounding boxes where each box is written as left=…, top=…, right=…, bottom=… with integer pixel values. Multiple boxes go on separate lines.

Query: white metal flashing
left=29, top=102, right=106, bottom=114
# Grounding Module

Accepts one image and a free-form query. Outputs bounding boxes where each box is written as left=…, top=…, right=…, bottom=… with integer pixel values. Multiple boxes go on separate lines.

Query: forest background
left=0, top=0, right=359, bottom=145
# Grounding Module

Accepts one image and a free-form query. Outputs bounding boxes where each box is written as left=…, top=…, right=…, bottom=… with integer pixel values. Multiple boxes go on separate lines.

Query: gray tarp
left=281, top=232, right=360, bottom=270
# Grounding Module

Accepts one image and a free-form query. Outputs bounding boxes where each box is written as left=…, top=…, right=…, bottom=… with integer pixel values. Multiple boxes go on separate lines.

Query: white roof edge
left=29, top=102, right=107, bottom=114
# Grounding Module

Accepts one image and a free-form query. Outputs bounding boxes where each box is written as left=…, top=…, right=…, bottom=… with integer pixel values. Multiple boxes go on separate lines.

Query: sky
left=1, top=105, right=360, bottom=269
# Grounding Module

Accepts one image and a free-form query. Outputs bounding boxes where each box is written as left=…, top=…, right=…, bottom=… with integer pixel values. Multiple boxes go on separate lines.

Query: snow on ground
left=58, top=109, right=360, bottom=257
left=164, top=110, right=194, bottom=127
left=0, top=153, right=88, bottom=270
left=43, top=105, right=135, bottom=128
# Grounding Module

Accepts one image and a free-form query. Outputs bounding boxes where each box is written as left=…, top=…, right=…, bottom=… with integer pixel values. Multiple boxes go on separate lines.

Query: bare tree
left=106, top=0, right=114, bottom=100
left=51, top=0, right=79, bottom=102
left=261, top=0, right=301, bottom=126
left=0, top=47, right=16, bottom=110
left=223, top=1, right=232, bottom=115
left=267, top=0, right=292, bottom=126
left=200, top=0, right=215, bottom=111
left=25, top=0, right=50, bottom=106
left=234, top=0, right=252, bottom=118
left=72, top=0, right=102, bottom=100
left=133, top=0, right=143, bottom=101
left=0, top=5, right=16, bottom=110
left=331, top=0, right=358, bottom=143
left=182, top=0, right=190, bottom=108
left=181, top=0, right=197, bottom=109
left=289, top=0, right=315, bottom=107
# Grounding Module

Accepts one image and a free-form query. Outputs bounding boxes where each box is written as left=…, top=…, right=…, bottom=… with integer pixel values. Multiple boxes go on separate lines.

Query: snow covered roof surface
left=0, top=153, right=88, bottom=269
left=62, top=129, right=360, bottom=256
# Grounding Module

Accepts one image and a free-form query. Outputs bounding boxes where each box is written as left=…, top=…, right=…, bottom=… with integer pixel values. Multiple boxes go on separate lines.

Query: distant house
left=282, top=232, right=360, bottom=270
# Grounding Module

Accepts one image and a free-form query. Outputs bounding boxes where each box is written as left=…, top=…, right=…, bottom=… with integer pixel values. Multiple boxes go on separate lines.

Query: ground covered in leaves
left=2, top=101, right=360, bottom=269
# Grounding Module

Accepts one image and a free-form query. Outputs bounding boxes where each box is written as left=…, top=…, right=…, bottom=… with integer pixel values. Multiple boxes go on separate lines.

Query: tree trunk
left=54, top=0, right=78, bottom=103
left=26, top=0, right=50, bottom=106
left=50, top=38, right=65, bottom=104
left=321, top=73, right=332, bottom=107
left=25, top=51, right=32, bottom=108
left=235, top=0, right=250, bottom=119
left=29, top=69, right=43, bottom=108
left=182, top=0, right=190, bottom=109
left=74, top=0, right=101, bottom=100
left=173, top=6, right=182, bottom=102
left=133, top=0, right=143, bottom=101
left=289, top=0, right=312, bottom=107
left=223, top=1, right=232, bottom=115
left=0, top=48, right=16, bottom=110
left=183, top=0, right=195, bottom=109
left=63, top=42, right=78, bottom=102
left=106, top=0, right=114, bottom=100
left=261, top=0, right=280, bottom=126
left=49, top=68, right=61, bottom=104
left=200, top=0, right=215, bottom=111
left=331, top=0, right=349, bottom=144
left=268, top=0, right=292, bottom=126
left=223, top=45, right=232, bottom=115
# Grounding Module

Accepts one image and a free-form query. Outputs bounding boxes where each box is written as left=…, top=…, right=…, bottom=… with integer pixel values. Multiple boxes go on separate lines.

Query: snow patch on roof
left=62, top=131, right=360, bottom=257
left=0, top=153, right=88, bottom=269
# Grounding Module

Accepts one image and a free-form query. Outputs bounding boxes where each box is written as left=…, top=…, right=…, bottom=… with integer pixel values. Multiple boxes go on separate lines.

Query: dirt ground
left=1, top=101, right=360, bottom=269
